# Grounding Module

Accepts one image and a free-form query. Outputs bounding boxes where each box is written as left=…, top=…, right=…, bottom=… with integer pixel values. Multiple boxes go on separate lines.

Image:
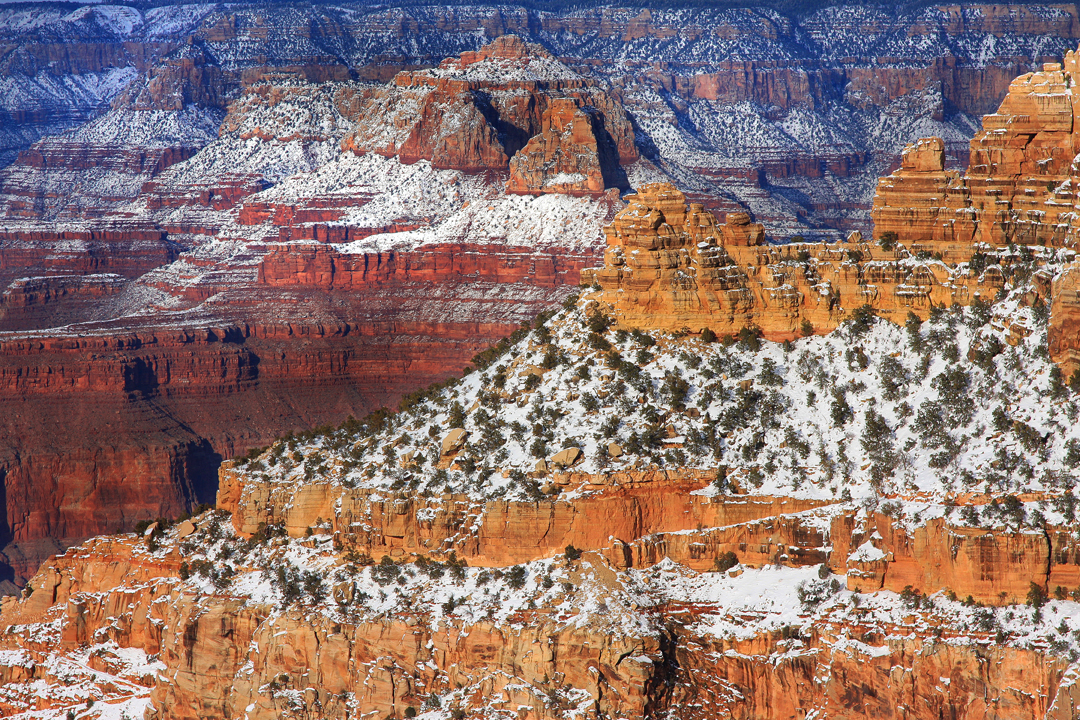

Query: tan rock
left=872, top=45, right=1080, bottom=257
left=176, top=520, right=196, bottom=539
left=550, top=447, right=582, bottom=468
left=607, top=443, right=623, bottom=458
left=441, top=428, right=468, bottom=456
left=582, top=181, right=1007, bottom=340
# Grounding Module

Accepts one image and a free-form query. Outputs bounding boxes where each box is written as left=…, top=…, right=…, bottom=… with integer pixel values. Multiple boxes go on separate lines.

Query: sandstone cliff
left=873, top=51, right=1080, bottom=256
left=583, top=182, right=1007, bottom=339
left=342, top=35, right=635, bottom=195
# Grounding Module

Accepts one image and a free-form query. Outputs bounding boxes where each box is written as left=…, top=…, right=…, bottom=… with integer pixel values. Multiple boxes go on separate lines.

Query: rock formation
left=0, top=36, right=627, bottom=584
left=342, top=35, right=635, bottom=194
left=873, top=53, right=1080, bottom=257
left=584, top=183, right=1004, bottom=339
left=866, top=42, right=1080, bottom=377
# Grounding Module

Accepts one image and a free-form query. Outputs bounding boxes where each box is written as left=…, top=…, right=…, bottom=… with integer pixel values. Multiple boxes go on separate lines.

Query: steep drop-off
left=0, top=35, right=626, bottom=584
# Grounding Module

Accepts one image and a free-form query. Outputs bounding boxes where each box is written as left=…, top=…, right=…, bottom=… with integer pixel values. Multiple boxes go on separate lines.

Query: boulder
left=607, top=443, right=623, bottom=458
left=550, top=447, right=582, bottom=468
left=441, top=429, right=468, bottom=456
left=176, top=520, right=197, bottom=539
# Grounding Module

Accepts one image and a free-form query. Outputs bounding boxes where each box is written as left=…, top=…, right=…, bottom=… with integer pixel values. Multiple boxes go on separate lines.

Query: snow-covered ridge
left=234, top=268, right=1078, bottom=510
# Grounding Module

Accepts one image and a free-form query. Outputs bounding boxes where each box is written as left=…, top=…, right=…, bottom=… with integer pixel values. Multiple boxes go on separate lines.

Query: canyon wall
left=4, top=4, right=1076, bottom=234
left=0, top=235, right=590, bottom=585
left=4, top=465, right=1079, bottom=718
left=583, top=182, right=1008, bottom=339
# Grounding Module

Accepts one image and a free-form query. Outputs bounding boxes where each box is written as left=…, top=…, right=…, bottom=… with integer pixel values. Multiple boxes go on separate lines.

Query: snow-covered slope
left=2, top=2, right=1075, bottom=232
left=5, top=258, right=1080, bottom=718
left=243, top=260, right=1077, bottom=510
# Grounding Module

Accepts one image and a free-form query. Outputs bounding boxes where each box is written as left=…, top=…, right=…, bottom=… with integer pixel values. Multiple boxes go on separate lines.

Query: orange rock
left=872, top=43, right=1080, bottom=257
left=506, top=98, right=605, bottom=195
left=342, top=35, right=636, bottom=187
left=582, top=182, right=1002, bottom=339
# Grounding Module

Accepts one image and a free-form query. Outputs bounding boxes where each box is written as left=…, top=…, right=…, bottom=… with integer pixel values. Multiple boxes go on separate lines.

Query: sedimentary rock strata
left=873, top=49, right=1080, bottom=257
left=343, top=35, right=635, bottom=195
left=5, top=284, right=1080, bottom=718
left=584, top=183, right=1008, bottom=339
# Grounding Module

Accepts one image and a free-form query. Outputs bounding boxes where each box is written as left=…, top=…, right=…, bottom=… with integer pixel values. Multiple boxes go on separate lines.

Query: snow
left=848, top=541, right=886, bottom=563
left=231, top=253, right=1080, bottom=512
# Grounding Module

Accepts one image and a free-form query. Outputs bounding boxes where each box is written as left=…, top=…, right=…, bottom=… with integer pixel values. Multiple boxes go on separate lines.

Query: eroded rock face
left=583, top=182, right=1004, bottom=338
left=865, top=42, right=1080, bottom=378
left=872, top=49, right=1080, bottom=257
left=507, top=98, right=606, bottom=195
left=342, top=35, right=635, bottom=193
left=5, top=467, right=1080, bottom=719
left=1050, top=266, right=1080, bottom=376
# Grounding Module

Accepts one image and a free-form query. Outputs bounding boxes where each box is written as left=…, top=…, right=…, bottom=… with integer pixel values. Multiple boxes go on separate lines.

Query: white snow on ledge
left=848, top=540, right=886, bottom=564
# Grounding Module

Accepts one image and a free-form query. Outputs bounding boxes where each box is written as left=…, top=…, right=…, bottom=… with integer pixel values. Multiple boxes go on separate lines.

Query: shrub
left=759, top=358, right=784, bottom=386
left=879, top=355, right=908, bottom=401
left=797, top=579, right=833, bottom=609
left=700, top=328, right=717, bottom=343
left=565, top=545, right=582, bottom=561
left=737, top=326, right=763, bottom=351
left=714, top=552, right=738, bottom=572
left=586, top=310, right=612, bottom=335
left=905, top=313, right=925, bottom=353
left=900, top=585, right=924, bottom=609
left=506, top=565, right=527, bottom=589
left=847, top=304, right=875, bottom=336
left=878, top=231, right=898, bottom=251
left=830, top=391, right=854, bottom=426
left=968, top=297, right=992, bottom=328
left=448, top=401, right=466, bottom=429
left=862, top=409, right=897, bottom=486
left=1027, top=582, right=1047, bottom=608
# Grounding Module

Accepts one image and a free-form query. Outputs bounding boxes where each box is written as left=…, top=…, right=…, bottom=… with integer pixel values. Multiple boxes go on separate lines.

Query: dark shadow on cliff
left=586, top=107, right=631, bottom=192
left=184, top=438, right=222, bottom=508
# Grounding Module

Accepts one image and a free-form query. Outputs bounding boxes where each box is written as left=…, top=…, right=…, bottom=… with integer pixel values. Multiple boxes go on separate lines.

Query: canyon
left=0, top=3, right=1074, bottom=586
left=5, top=5, right=1080, bottom=718
left=5, top=261, right=1080, bottom=718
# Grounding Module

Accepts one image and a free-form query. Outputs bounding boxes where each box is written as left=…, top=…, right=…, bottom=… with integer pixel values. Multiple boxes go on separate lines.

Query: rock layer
left=872, top=51, right=1080, bottom=257
left=342, top=35, right=635, bottom=194
left=583, top=183, right=1004, bottom=339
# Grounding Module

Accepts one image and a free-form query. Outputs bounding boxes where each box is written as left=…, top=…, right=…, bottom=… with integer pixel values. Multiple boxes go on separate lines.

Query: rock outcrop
left=866, top=42, right=1080, bottom=377
left=583, top=183, right=1004, bottom=339
left=342, top=35, right=635, bottom=194
left=873, top=52, right=1080, bottom=257
left=4, top=468, right=1079, bottom=718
